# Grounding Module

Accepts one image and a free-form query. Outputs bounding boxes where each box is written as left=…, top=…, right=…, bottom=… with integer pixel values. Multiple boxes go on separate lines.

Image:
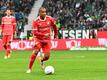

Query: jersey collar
left=38, top=15, right=47, bottom=21
left=6, top=16, right=12, bottom=18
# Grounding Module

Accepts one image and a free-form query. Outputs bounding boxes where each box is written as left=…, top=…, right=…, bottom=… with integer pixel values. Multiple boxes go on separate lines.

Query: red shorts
left=2, top=35, right=13, bottom=43
left=33, top=38, right=51, bottom=53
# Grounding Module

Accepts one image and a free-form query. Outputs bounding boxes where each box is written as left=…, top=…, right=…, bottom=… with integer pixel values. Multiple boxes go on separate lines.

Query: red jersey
left=32, top=15, right=57, bottom=40
left=1, top=16, right=16, bottom=35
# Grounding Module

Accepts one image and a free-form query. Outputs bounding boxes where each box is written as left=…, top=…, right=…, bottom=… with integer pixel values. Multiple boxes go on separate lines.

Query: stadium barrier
left=0, top=31, right=107, bottom=50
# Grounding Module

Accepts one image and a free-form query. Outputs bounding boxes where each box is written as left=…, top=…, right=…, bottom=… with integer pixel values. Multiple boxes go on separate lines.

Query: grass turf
left=0, top=50, right=107, bottom=80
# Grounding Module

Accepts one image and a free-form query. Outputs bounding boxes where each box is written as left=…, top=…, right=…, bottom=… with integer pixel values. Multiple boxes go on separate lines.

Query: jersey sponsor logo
left=39, top=27, right=50, bottom=31
left=3, top=22, right=12, bottom=24
left=3, top=19, right=13, bottom=24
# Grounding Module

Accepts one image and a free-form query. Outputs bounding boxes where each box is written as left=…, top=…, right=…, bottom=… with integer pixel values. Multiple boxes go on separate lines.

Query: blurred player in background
left=0, top=8, right=16, bottom=59
left=26, top=7, right=57, bottom=73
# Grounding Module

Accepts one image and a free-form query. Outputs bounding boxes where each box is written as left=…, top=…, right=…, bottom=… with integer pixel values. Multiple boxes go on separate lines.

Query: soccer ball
left=44, top=66, right=54, bottom=75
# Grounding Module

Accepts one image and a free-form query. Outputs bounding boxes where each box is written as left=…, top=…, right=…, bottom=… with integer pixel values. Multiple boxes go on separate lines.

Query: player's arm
left=51, top=18, right=58, bottom=38
left=32, top=21, right=47, bottom=37
left=0, top=25, right=2, bottom=36
left=0, top=18, right=4, bottom=36
left=13, top=17, right=17, bottom=38
left=0, top=25, right=2, bottom=32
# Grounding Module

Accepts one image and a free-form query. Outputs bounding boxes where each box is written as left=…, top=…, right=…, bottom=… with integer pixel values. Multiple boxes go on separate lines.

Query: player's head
left=39, top=7, right=46, bottom=20
left=5, top=8, right=12, bottom=16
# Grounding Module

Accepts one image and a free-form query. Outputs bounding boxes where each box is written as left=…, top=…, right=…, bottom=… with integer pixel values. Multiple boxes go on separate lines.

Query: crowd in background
left=0, top=0, right=35, bottom=39
left=0, top=0, right=107, bottom=39
left=42, top=0, right=107, bottom=30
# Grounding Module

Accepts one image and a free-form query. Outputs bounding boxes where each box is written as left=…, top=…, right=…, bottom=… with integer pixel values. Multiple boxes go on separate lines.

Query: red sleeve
left=51, top=18, right=58, bottom=38
left=13, top=17, right=16, bottom=33
left=1, top=17, right=4, bottom=30
left=32, top=20, right=45, bottom=37
left=0, top=25, right=2, bottom=31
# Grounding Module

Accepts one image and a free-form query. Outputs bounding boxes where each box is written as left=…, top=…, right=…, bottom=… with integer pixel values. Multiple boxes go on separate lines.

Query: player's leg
left=28, top=50, right=39, bottom=70
left=26, top=50, right=39, bottom=73
left=26, top=42, right=41, bottom=73
left=40, top=53, right=50, bottom=70
left=2, top=35, right=7, bottom=49
left=2, top=35, right=8, bottom=59
left=6, top=42, right=11, bottom=58
left=40, top=41, right=51, bottom=70
left=3, top=43, right=8, bottom=59
left=6, top=35, right=13, bottom=58
left=37, top=49, right=44, bottom=62
left=41, top=53, right=50, bottom=62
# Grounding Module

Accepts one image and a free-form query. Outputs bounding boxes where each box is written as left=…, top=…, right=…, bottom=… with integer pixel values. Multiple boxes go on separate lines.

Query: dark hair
left=5, top=7, right=13, bottom=11
left=4, top=8, right=12, bottom=16
left=39, top=7, right=46, bottom=12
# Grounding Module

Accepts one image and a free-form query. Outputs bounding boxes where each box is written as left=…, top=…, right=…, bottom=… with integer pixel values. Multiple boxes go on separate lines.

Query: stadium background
left=0, top=0, right=107, bottom=50
left=0, top=0, right=107, bottom=80
left=0, top=0, right=107, bottom=38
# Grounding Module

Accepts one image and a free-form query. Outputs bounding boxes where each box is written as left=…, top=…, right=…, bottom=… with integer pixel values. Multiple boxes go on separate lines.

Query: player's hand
left=13, top=34, right=17, bottom=39
left=14, top=34, right=17, bottom=39
left=54, top=35, right=57, bottom=39
left=13, top=32, right=17, bottom=39
left=45, top=33, right=50, bottom=38
left=0, top=31, right=1, bottom=36
left=0, top=30, right=2, bottom=37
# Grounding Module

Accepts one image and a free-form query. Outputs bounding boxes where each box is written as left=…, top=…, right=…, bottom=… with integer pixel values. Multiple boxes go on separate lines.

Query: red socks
left=5, top=44, right=11, bottom=56
left=28, top=52, right=50, bottom=69
left=6, top=50, right=11, bottom=56
left=29, top=53, right=37, bottom=69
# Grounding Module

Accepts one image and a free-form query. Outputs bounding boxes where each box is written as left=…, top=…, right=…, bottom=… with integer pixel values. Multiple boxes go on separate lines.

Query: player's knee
left=44, top=54, right=50, bottom=60
left=8, top=41, right=11, bottom=43
left=33, top=50, right=39, bottom=55
left=3, top=43, right=7, bottom=49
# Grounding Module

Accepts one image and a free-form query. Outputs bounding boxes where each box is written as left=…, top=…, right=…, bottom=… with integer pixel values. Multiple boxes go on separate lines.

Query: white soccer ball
left=44, top=66, right=54, bottom=75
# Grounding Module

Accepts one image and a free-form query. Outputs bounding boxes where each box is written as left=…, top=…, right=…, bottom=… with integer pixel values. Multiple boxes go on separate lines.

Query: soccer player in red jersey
left=1, top=8, right=16, bottom=59
left=26, top=7, right=57, bottom=73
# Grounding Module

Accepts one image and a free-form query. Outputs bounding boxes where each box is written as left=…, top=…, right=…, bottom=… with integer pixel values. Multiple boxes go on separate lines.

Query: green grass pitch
left=0, top=50, right=107, bottom=80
